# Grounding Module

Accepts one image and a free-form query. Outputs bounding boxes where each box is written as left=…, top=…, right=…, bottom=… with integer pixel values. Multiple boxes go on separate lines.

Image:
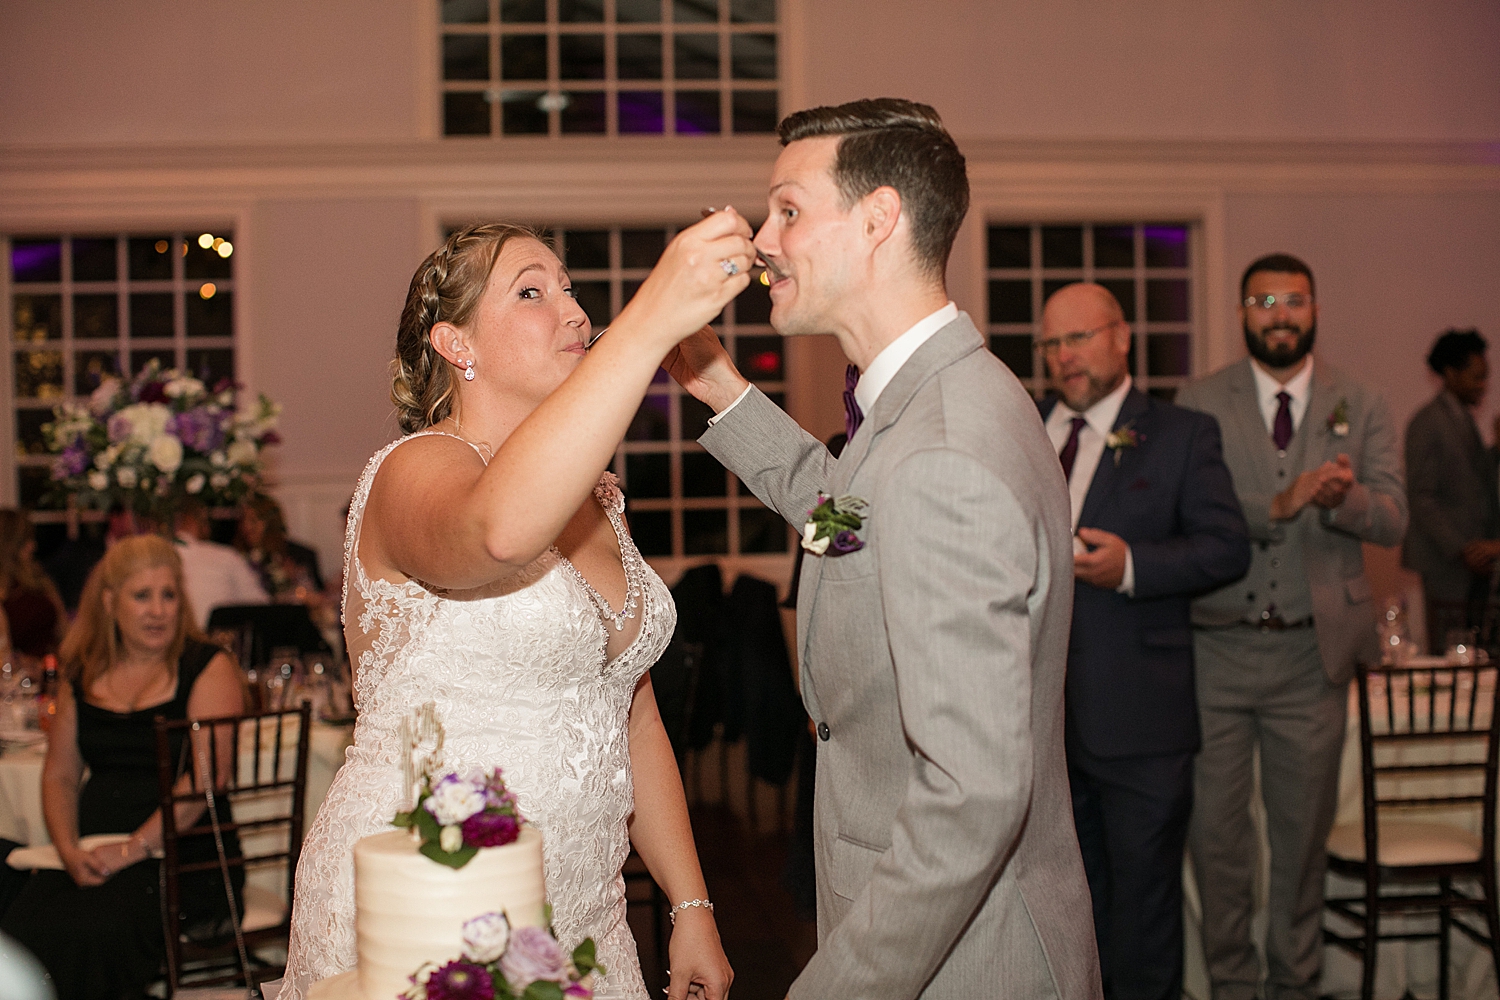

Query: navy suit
left=1041, top=388, right=1250, bottom=1000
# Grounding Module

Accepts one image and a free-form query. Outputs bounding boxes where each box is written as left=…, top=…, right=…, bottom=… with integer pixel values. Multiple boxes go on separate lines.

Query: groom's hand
left=664, top=325, right=751, bottom=414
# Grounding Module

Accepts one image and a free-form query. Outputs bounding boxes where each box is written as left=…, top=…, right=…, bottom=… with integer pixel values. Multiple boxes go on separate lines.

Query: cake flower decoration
left=393, top=767, right=523, bottom=870
left=404, top=911, right=603, bottom=1000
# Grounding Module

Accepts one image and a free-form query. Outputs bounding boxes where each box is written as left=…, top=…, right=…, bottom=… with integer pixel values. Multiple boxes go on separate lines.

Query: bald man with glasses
left=1175, top=253, right=1406, bottom=1000
left=1038, top=282, right=1249, bottom=1000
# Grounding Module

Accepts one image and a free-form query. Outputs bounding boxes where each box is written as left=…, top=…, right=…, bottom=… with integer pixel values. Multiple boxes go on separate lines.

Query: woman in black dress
left=0, top=534, right=246, bottom=1000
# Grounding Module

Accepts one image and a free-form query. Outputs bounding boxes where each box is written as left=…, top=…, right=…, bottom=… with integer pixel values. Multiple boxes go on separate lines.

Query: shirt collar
left=1250, top=355, right=1314, bottom=407
left=1057, top=375, right=1133, bottom=437
left=853, top=302, right=958, bottom=415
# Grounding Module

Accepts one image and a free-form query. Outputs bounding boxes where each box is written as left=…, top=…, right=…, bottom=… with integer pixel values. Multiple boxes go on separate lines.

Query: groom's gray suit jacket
left=700, top=314, right=1101, bottom=999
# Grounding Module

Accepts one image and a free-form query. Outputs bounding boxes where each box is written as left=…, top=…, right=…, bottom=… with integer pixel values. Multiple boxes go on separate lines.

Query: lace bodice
left=282, top=433, right=673, bottom=1000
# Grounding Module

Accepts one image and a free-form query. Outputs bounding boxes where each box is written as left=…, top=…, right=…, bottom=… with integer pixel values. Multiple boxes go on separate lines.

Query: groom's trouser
left=1068, top=736, right=1193, bottom=1000
left=1188, top=626, right=1346, bottom=1000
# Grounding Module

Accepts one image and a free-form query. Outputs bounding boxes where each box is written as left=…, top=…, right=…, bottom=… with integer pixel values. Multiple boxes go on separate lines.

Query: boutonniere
left=801, top=493, right=868, bottom=556
left=1327, top=398, right=1350, bottom=437
left=1105, top=423, right=1144, bottom=466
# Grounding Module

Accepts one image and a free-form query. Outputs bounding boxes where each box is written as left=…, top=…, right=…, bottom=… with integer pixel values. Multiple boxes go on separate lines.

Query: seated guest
left=1038, top=283, right=1250, bottom=1000
left=235, top=493, right=324, bottom=598
left=175, top=500, right=269, bottom=630
left=0, top=510, right=68, bottom=679
left=0, top=535, right=244, bottom=1000
left=1403, top=328, right=1500, bottom=604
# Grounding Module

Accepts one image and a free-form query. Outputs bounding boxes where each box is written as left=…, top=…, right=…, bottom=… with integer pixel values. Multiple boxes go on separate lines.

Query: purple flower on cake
left=425, top=773, right=488, bottom=826
left=499, top=926, right=570, bottom=990
left=461, top=912, right=511, bottom=964
left=462, top=810, right=520, bottom=848
left=420, top=960, right=494, bottom=1000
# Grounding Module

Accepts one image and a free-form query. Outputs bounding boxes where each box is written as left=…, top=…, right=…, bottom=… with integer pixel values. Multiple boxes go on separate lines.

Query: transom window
left=985, top=222, right=1197, bottom=399
left=538, top=223, right=788, bottom=557
left=7, top=232, right=237, bottom=511
left=440, top=0, right=779, bottom=137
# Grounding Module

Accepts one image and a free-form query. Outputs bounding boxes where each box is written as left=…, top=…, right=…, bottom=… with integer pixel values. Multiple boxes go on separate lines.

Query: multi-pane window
left=8, top=232, right=236, bottom=510
left=985, top=222, right=1196, bottom=399
left=440, top=0, right=779, bottom=137
left=539, top=223, right=788, bottom=557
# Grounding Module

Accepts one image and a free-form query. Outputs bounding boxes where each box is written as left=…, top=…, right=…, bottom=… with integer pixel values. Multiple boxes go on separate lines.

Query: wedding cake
left=307, top=826, right=547, bottom=1000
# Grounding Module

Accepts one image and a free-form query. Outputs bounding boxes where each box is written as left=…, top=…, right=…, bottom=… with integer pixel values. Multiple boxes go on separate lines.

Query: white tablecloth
left=1184, top=674, right=1500, bottom=1000
left=0, top=720, right=353, bottom=903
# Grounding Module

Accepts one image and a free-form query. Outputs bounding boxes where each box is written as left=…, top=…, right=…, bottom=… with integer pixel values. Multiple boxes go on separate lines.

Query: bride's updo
left=392, top=222, right=542, bottom=433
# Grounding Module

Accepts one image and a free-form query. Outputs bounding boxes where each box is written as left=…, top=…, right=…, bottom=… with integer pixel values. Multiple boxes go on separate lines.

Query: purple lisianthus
left=51, top=445, right=89, bottom=479
left=107, top=412, right=133, bottom=443
left=168, top=408, right=223, bottom=453
left=422, top=960, right=495, bottom=1000
left=462, top=810, right=520, bottom=848
left=830, top=530, right=864, bottom=554
left=481, top=769, right=519, bottom=811
left=498, top=926, right=569, bottom=991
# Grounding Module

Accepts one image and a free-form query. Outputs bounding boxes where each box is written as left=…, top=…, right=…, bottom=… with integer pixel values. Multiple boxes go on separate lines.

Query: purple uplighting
left=11, top=240, right=61, bottom=282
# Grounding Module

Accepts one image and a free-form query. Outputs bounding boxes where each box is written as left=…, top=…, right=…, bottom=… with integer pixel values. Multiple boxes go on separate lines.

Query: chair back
left=152, top=703, right=313, bottom=995
left=1354, top=661, right=1500, bottom=872
left=205, top=604, right=331, bottom=671
left=649, top=640, right=703, bottom=767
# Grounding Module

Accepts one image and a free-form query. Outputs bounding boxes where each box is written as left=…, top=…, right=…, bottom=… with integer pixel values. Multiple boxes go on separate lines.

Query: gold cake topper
left=398, top=701, right=446, bottom=817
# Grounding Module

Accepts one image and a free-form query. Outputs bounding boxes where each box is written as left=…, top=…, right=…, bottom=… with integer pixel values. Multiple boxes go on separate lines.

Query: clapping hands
left=1272, top=454, right=1354, bottom=520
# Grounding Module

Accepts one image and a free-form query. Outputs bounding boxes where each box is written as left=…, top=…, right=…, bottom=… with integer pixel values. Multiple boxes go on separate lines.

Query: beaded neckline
left=551, top=475, right=643, bottom=633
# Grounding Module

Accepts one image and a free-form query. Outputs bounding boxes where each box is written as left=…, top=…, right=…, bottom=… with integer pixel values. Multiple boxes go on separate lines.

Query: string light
left=216, top=241, right=234, bottom=258
left=198, top=234, right=215, bottom=249
left=199, top=283, right=217, bottom=299
left=154, top=240, right=169, bottom=254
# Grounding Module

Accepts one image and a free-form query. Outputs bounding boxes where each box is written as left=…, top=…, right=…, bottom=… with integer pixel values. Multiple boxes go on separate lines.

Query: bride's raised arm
left=362, top=210, right=754, bottom=591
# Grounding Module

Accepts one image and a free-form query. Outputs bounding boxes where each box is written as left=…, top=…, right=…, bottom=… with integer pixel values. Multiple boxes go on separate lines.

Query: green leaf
left=571, top=938, right=598, bottom=975
left=522, top=981, right=565, bottom=1000
left=411, top=804, right=441, bottom=842
left=418, top=840, right=478, bottom=869
left=391, top=810, right=413, bottom=828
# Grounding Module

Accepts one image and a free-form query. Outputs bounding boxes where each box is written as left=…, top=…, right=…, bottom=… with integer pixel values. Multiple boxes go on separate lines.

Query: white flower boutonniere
left=1327, top=398, right=1350, bottom=437
left=801, top=493, right=869, bottom=556
left=1104, top=423, right=1145, bottom=466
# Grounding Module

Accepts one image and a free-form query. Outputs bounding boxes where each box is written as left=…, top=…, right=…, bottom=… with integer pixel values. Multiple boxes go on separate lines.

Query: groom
left=669, top=99, right=1101, bottom=998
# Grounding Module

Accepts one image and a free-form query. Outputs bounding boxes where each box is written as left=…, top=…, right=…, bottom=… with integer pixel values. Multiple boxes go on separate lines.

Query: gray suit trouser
left=1188, top=627, right=1346, bottom=1000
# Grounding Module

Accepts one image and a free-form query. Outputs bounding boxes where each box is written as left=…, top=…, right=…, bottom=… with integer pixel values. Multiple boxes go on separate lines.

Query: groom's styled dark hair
left=778, top=98, right=969, bottom=278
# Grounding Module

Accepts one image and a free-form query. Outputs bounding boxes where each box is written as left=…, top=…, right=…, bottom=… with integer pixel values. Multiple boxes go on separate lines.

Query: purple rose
left=462, top=810, right=520, bottom=848
left=168, top=409, right=223, bottom=453
left=830, top=530, right=864, bottom=554
left=498, top=926, right=569, bottom=991
left=422, top=960, right=495, bottom=1000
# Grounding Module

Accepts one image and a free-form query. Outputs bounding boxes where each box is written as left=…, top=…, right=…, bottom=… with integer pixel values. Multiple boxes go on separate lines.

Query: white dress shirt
left=175, top=532, right=270, bottom=630
left=707, top=302, right=959, bottom=427
left=1044, top=376, right=1137, bottom=595
left=1250, top=356, right=1314, bottom=446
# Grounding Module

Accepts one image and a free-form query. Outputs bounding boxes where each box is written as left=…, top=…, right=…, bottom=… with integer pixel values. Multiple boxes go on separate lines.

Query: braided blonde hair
left=392, top=223, right=543, bottom=433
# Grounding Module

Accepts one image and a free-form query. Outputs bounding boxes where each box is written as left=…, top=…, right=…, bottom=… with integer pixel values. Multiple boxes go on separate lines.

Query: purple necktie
left=1272, top=391, right=1293, bottom=451
left=843, top=364, right=864, bottom=441
left=1059, top=416, right=1087, bottom=481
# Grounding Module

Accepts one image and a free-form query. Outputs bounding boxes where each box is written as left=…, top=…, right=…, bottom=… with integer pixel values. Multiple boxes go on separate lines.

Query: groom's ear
left=860, top=185, right=903, bottom=250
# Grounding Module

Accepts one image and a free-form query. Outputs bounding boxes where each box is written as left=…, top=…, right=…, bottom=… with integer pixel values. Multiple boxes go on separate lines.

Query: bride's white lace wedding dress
left=279, top=432, right=672, bottom=1000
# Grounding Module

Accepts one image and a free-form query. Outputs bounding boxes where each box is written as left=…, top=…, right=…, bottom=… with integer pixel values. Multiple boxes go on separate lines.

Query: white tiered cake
left=307, top=826, right=547, bottom=1000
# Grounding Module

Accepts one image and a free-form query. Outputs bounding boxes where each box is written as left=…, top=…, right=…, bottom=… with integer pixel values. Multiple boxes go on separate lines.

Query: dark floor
left=627, top=804, right=818, bottom=999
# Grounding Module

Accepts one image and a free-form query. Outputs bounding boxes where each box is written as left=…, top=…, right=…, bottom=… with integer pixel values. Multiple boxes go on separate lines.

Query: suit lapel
left=1299, top=365, right=1339, bottom=468
left=1225, top=361, right=1275, bottom=488
left=1079, top=389, right=1149, bottom=527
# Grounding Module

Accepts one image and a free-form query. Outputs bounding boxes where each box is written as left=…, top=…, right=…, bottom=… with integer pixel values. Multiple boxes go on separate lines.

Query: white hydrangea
left=164, top=375, right=205, bottom=400
left=425, top=773, right=487, bottom=826
left=148, top=435, right=183, bottom=474
left=226, top=439, right=258, bottom=467
left=116, top=402, right=171, bottom=446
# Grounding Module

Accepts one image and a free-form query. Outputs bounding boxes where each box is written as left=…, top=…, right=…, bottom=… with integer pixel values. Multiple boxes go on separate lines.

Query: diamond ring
left=720, top=258, right=740, bottom=276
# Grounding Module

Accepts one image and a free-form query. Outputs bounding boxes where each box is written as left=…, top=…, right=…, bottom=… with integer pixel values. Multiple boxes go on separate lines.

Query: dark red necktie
left=843, top=364, right=864, bottom=441
left=1058, top=416, right=1087, bottom=481
left=1272, top=390, right=1293, bottom=451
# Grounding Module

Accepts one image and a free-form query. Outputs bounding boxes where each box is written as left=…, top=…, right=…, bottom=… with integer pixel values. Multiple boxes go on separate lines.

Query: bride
left=279, top=212, right=754, bottom=1000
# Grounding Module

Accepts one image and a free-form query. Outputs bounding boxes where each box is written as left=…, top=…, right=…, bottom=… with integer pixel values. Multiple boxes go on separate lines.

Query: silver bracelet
left=669, top=898, right=713, bottom=925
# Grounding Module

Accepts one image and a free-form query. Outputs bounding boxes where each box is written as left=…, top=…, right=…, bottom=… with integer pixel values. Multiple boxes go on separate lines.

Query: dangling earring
left=463, top=358, right=475, bottom=381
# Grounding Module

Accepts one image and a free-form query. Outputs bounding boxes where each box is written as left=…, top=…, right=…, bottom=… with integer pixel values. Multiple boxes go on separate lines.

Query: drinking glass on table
left=265, top=647, right=303, bottom=711
left=1445, top=627, right=1480, bottom=666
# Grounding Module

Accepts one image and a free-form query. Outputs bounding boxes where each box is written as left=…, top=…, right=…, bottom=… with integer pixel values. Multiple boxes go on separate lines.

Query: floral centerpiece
left=404, top=912, right=603, bottom=1000
left=394, top=767, right=525, bottom=869
left=40, top=359, right=280, bottom=517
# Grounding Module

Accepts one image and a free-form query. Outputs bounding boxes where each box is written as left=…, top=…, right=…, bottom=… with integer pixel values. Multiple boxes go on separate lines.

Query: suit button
left=817, top=722, right=830, bottom=741
left=1247, top=592, right=1256, bottom=602
left=1271, top=558, right=1280, bottom=569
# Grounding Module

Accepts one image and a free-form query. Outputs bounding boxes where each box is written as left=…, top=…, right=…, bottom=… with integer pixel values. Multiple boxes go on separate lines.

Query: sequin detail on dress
left=282, top=433, right=671, bottom=1000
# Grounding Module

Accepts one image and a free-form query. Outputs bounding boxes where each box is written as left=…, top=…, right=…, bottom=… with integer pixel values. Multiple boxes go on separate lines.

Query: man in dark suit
left=1039, top=283, right=1250, bottom=1000
left=1403, top=328, right=1500, bottom=605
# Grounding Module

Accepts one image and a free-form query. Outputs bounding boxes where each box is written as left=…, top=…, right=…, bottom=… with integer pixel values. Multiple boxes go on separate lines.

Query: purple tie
left=843, top=364, right=864, bottom=441
left=1272, top=391, right=1293, bottom=451
left=1059, top=416, right=1087, bottom=481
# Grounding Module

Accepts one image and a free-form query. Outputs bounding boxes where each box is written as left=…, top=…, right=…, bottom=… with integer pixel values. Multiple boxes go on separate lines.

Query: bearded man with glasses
left=1175, top=253, right=1406, bottom=1000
